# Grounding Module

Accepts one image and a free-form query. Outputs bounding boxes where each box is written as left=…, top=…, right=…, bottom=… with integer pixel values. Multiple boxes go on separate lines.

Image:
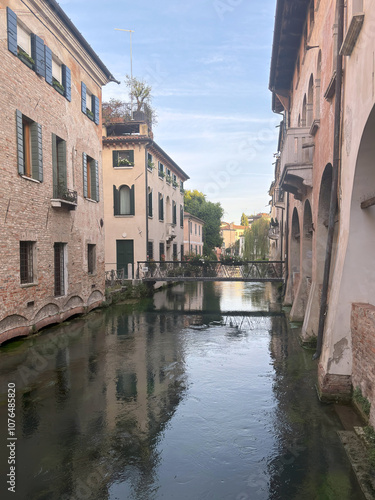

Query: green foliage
left=243, top=215, right=270, bottom=260
left=125, top=75, right=157, bottom=125
left=353, top=386, right=371, bottom=417
left=102, top=98, right=131, bottom=124
left=184, top=189, right=224, bottom=254
left=240, top=212, right=249, bottom=226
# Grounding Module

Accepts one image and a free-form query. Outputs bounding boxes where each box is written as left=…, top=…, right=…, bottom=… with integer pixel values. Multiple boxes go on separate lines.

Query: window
left=16, top=110, right=43, bottom=181
left=45, top=48, right=71, bottom=100
left=54, top=243, right=66, bottom=296
left=173, top=244, right=178, bottom=260
left=17, top=22, right=31, bottom=56
left=159, top=242, right=165, bottom=261
left=113, top=150, right=134, bottom=167
left=148, top=188, right=153, bottom=217
left=88, top=244, right=96, bottom=274
left=190, top=221, right=192, bottom=234
left=158, top=162, right=164, bottom=179
left=199, top=225, right=201, bottom=236
left=173, top=173, right=177, bottom=188
left=166, top=168, right=171, bottom=183
left=195, top=224, right=197, bottom=235
left=180, top=245, right=184, bottom=259
left=147, top=241, right=154, bottom=260
left=180, top=180, right=184, bottom=193
left=172, top=201, right=177, bottom=225
left=83, top=153, right=99, bottom=201
left=147, top=152, right=154, bottom=170
left=52, top=134, right=67, bottom=198
left=81, top=82, right=99, bottom=124
left=159, top=193, right=164, bottom=221
left=113, top=184, right=135, bottom=215
left=180, top=205, right=184, bottom=228
left=20, top=241, right=35, bottom=284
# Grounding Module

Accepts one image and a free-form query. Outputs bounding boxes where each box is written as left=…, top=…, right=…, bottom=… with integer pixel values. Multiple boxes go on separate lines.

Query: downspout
left=314, top=0, right=344, bottom=359
left=284, top=192, right=289, bottom=294
left=144, top=144, right=151, bottom=276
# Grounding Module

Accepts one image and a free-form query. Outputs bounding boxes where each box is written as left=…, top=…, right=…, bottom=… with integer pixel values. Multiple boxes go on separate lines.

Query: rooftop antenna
left=115, top=28, right=135, bottom=119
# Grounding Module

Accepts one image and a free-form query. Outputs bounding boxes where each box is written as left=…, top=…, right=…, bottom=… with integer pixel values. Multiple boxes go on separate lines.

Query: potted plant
left=86, top=108, right=94, bottom=120
left=158, top=171, right=165, bottom=179
left=118, top=157, right=134, bottom=167
left=172, top=180, right=179, bottom=188
left=148, top=159, right=155, bottom=170
left=17, top=48, right=34, bottom=69
left=166, top=175, right=172, bottom=184
left=52, top=78, right=65, bottom=95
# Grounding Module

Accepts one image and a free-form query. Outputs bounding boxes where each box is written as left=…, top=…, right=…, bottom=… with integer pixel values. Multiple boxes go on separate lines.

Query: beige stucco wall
left=184, top=215, right=204, bottom=255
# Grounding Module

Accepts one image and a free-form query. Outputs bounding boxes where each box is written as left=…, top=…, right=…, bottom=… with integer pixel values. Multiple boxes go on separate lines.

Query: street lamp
left=115, top=28, right=135, bottom=119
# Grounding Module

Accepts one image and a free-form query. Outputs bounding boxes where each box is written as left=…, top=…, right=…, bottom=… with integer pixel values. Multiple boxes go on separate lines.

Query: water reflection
left=0, top=282, right=365, bottom=500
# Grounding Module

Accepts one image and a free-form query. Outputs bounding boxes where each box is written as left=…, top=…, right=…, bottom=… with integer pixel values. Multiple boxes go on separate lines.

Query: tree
left=243, top=215, right=270, bottom=260
left=184, top=190, right=224, bottom=255
left=102, top=98, right=131, bottom=124
left=125, top=75, right=157, bottom=125
left=241, top=213, right=249, bottom=226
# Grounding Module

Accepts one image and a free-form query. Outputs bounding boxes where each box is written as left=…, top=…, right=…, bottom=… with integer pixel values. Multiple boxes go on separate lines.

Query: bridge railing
left=137, top=260, right=285, bottom=282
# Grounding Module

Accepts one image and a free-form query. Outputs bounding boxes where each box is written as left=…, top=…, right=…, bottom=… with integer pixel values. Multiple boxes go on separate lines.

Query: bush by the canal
left=353, top=386, right=371, bottom=418
left=104, top=282, right=152, bottom=306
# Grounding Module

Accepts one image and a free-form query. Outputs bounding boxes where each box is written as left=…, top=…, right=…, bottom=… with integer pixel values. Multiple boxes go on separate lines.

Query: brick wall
left=0, top=1, right=107, bottom=342
left=351, top=303, right=375, bottom=424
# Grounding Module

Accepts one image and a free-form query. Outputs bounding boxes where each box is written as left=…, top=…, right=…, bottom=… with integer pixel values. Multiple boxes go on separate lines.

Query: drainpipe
left=144, top=142, right=151, bottom=278
left=284, top=192, right=289, bottom=293
left=314, top=0, right=344, bottom=359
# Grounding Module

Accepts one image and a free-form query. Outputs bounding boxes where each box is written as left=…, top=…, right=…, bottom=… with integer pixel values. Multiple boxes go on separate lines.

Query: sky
left=59, top=0, right=280, bottom=224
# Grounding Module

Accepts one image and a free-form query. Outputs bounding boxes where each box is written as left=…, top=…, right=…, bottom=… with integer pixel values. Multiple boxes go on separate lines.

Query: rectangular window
left=173, top=243, right=178, bottom=260
left=199, top=225, right=201, bottom=236
left=113, top=150, right=134, bottom=167
left=83, top=153, right=99, bottom=202
left=52, top=56, right=62, bottom=83
left=180, top=205, right=184, bottom=228
left=17, top=23, right=31, bottom=56
left=195, top=224, right=197, bottom=235
left=166, top=168, right=171, bottom=183
left=173, top=173, right=177, bottom=188
left=88, top=244, right=96, bottom=274
left=172, top=201, right=177, bottom=225
left=159, top=193, right=164, bottom=221
left=81, top=82, right=99, bottom=124
left=148, top=189, right=153, bottom=217
left=54, top=243, right=66, bottom=296
left=180, top=180, right=184, bottom=193
left=52, top=134, right=67, bottom=198
left=147, top=152, right=154, bottom=170
left=16, top=111, right=43, bottom=181
left=159, top=242, right=165, bottom=261
left=20, top=241, right=35, bottom=284
left=158, top=162, right=164, bottom=179
left=190, top=221, right=192, bottom=234
left=180, top=245, right=184, bottom=259
left=147, top=241, right=154, bottom=260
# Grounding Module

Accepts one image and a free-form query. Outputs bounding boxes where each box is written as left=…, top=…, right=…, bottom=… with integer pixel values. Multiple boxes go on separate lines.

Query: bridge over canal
left=136, top=260, right=285, bottom=283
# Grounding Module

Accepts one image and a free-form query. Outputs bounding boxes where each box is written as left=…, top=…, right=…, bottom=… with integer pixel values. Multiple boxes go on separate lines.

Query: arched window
left=113, top=184, right=135, bottom=215
left=307, top=75, right=314, bottom=126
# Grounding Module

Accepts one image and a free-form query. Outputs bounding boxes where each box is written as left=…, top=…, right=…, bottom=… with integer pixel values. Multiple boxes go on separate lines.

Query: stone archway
left=285, top=208, right=301, bottom=307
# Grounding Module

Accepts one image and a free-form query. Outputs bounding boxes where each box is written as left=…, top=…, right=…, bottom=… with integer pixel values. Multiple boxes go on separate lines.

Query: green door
left=116, top=240, right=134, bottom=278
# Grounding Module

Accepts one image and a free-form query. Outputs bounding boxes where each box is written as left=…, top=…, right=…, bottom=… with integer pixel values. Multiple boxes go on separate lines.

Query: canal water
left=0, top=282, right=365, bottom=499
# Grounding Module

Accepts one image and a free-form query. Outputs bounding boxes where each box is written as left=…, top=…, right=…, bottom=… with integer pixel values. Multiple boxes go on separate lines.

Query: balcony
left=279, top=127, right=313, bottom=200
left=166, top=223, right=176, bottom=243
left=268, top=226, right=280, bottom=240
left=51, top=185, right=78, bottom=210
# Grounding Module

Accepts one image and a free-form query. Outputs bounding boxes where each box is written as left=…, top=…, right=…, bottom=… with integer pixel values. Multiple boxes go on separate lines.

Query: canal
left=0, top=282, right=365, bottom=499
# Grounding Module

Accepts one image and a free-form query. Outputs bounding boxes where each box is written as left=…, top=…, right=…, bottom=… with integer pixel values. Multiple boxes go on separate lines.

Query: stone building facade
left=269, top=0, right=375, bottom=420
left=102, top=120, right=189, bottom=277
left=0, top=0, right=116, bottom=343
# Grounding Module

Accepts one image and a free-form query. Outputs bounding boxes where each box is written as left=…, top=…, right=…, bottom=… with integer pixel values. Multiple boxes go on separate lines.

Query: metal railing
left=105, top=268, right=125, bottom=286
left=137, top=260, right=285, bottom=282
left=53, top=185, right=78, bottom=204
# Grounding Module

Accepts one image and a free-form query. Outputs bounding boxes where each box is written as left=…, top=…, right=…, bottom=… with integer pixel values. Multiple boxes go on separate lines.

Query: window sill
left=20, top=282, right=38, bottom=288
left=148, top=215, right=153, bottom=219
left=85, top=197, right=98, bottom=203
left=21, top=175, right=40, bottom=183
left=113, top=166, right=134, bottom=169
left=115, top=214, right=134, bottom=217
left=88, top=272, right=97, bottom=277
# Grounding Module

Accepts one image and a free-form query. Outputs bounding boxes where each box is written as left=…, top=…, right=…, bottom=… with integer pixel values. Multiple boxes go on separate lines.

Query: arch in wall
left=307, top=74, right=314, bottom=126
left=316, top=164, right=333, bottom=284
left=290, top=207, right=301, bottom=302
left=302, top=200, right=313, bottom=284
left=302, top=95, right=307, bottom=127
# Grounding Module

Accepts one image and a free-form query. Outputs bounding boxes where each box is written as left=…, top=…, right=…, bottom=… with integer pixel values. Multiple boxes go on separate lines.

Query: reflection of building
left=0, top=0, right=116, bottom=343
left=103, top=120, right=189, bottom=276
left=269, top=0, right=375, bottom=416
left=220, top=222, right=246, bottom=255
left=184, top=212, right=204, bottom=255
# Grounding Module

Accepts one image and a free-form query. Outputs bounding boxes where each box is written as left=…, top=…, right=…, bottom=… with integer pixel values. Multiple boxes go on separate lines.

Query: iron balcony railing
left=53, top=184, right=78, bottom=205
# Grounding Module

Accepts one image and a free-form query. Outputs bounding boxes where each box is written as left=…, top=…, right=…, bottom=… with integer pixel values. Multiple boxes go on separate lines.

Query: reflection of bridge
left=137, top=260, right=285, bottom=282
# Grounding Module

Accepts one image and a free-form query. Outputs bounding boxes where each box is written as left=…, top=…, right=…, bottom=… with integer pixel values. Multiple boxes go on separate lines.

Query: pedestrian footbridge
left=136, top=260, right=285, bottom=283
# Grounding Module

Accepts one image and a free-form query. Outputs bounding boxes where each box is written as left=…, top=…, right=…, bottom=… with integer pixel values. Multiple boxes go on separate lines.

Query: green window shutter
left=62, top=65, right=71, bottom=101
left=91, top=160, right=99, bottom=201
left=93, top=95, right=99, bottom=125
left=31, top=34, right=45, bottom=76
left=7, top=7, right=17, bottom=56
left=130, top=184, right=135, bottom=215
left=82, top=152, right=88, bottom=198
left=57, top=139, right=67, bottom=189
left=112, top=151, right=119, bottom=167
left=81, top=82, right=87, bottom=114
left=148, top=191, right=153, bottom=217
left=30, top=122, right=43, bottom=182
left=129, top=150, right=134, bottom=163
left=113, top=185, right=119, bottom=215
left=15, top=110, right=24, bottom=175
left=180, top=205, right=184, bottom=227
left=52, top=134, right=58, bottom=196
left=44, top=46, right=52, bottom=85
